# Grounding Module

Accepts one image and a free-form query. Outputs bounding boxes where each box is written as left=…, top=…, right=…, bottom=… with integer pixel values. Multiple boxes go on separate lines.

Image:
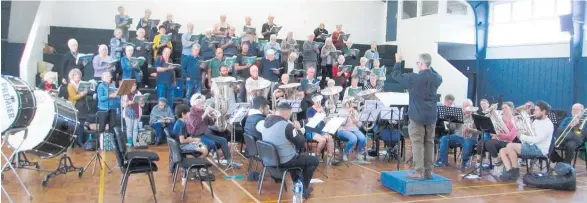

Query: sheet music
left=375, top=92, right=409, bottom=107
left=306, top=113, right=326, bottom=128
left=322, top=117, right=347, bottom=134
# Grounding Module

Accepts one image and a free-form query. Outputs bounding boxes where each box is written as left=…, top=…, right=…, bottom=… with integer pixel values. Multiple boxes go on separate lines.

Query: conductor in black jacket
left=59, top=38, right=87, bottom=85
left=391, top=53, right=442, bottom=180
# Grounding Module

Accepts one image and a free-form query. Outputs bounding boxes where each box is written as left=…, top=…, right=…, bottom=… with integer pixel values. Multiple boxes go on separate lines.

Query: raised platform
left=380, top=170, right=452, bottom=196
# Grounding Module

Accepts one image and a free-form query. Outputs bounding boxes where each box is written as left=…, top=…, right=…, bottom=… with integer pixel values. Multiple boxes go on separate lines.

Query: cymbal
left=321, top=86, right=343, bottom=96
left=211, top=76, right=236, bottom=83
left=356, top=89, right=378, bottom=97
left=279, top=83, right=301, bottom=89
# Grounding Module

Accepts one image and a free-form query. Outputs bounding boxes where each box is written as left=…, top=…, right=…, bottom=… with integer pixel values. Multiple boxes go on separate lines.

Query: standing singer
left=391, top=53, right=442, bottom=179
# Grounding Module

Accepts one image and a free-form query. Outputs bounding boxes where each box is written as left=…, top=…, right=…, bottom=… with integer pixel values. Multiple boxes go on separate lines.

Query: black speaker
left=560, top=14, right=573, bottom=33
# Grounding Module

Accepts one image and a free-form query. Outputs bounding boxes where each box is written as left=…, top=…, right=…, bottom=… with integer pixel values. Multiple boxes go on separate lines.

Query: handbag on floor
left=522, top=162, right=576, bottom=191
left=99, top=132, right=116, bottom=151
left=136, top=129, right=155, bottom=147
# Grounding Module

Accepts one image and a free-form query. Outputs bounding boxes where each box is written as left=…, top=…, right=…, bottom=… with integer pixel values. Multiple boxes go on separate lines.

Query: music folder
left=322, top=117, right=347, bottom=135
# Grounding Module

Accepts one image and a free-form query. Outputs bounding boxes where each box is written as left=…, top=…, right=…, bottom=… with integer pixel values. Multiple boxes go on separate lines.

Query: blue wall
left=478, top=58, right=575, bottom=110
left=386, top=1, right=397, bottom=41
left=578, top=58, right=587, bottom=105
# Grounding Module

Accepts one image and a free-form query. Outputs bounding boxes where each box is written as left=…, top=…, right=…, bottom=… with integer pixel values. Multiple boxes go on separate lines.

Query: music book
left=132, top=93, right=150, bottom=103
left=348, top=49, right=360, bottom=56
left=108, top=87, right=118, bottom=95
left=306, top=113, right=326, bottom=128
left=243, top=56, right=257, bottom=64
left=322, top=117, right=347, bottom=135
left=189, top=34, right=204, bottom=41
left=243, top=26, right=256, bottom=33
left=124, top=18, right=133, bottom=26
left=317, top=33, right=332, bottom=40
left=312, top=41, right=324, bottom=48
left=129, top=57, right=146, bottom=66
left=219, top=26, right=228, bottom=32
left=170, top=23, right=181, bottom=30
left=164, top=63, right=181, bottom=69
left=76, top=53, right=94, bottom=65
left=222, top=56, right=237, bottom=67
left=372, top=67, right=384, bottom=76
left=270, top=67, right=284, bottom=72
left=150, top=19, right=161, bottom=26
left=269, top=25, right=282, bottom=33
left=257, top=40, right=268, bottom=49
left=339, top=65, right=353, bottom=72
left=348, top=87, right=361, bottom=97
left=160, top=34, right=172, bottom=43
left=331, top=50, right=342, bottom=57
left=197, top=59, right=211, bottom=66
left=100, top=58, right=118, bottom=67
left=77, top=81, right=92, bottom=92
left=338, top=33, right=350, bottom=41
left=122, top=42, right=135, bottom=47
left=231, top=36, right=242, bottom=45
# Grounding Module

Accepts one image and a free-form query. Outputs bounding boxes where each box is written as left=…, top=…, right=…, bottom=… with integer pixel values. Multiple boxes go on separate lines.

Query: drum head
left=8, top=91, right=56, bottom=151
left=0, top=77, right=20, bottom=133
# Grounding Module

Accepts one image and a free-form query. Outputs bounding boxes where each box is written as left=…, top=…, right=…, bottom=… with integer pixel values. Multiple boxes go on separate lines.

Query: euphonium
left=484, top=104, right=510, bottom=136
left=554, top=108, right=587, bottom=148
left=210, top=77, right=236, bottom=131
left=515, top=105, right=536, bottom=138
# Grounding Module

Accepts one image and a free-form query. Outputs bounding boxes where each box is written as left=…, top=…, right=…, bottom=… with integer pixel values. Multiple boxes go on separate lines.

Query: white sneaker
left=353, top=154, right=371, bottom=164
left=342, top=154, right=349, bottom=161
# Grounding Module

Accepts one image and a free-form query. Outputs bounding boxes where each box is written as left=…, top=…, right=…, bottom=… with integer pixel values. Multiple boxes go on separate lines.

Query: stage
left=2, top=145, right=586, bottom=203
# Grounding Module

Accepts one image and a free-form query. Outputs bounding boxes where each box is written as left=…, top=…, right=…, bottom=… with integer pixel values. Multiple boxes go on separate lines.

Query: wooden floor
left=2, top=144, right=587, bottom=203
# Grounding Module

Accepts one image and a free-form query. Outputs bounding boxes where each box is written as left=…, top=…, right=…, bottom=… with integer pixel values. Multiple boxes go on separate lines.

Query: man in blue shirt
left=551, top=103, right=586, bottom=164
left=182, top=45, right=204, bottom=101
left=181, top=23, right=198, bottom=57
left=97, top=72, right=120, bottom=132
left=155, top=47, right=175, bottom=109
left=392, top=53, right=442, bottom=179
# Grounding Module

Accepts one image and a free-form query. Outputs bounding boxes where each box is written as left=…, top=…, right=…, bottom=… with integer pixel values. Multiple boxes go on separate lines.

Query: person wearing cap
left=149, top=97, right=175, bottom=145
left=258, top=102, right=318, bottom=199
left=305, top=95, right=335, bottom=165
left=245, top=96, right=270, bottom=140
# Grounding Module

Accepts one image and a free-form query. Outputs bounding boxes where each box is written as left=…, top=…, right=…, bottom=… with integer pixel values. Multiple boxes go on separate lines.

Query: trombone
left=554, top=108, right=587, bottom=148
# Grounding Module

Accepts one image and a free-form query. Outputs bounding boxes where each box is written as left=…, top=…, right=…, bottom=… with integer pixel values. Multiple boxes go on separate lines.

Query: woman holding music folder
left=153, top=26, right=173, bottom=58
left=121, top=46, right=143, bottom=87
left=92, top=45, right=115, bottom=81
left=114, top=6, right=130, bottom=40
left=320, top=38, right=336, bottom=85
left=121, top=82, right=145, bottom=148
left=305, top=95, right=335, bottom=165
left=332, top=24, right=346, bottom=50
left=313, top=23, right=328, bottom=43
left=131, top=28, right=151, bottom=87
left=332, top=55, right=350, bottom=87
left=67, top=68, right=90, bottom=147
left=280, top=32, right=298, bottom=63
left=136, top=9, right=157, bottom=41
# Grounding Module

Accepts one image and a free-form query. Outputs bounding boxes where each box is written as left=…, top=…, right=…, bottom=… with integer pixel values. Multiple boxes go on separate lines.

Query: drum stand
left=83, top=133, right=113, bottom=176
left=42, top=143, right=84, bottom=187
left=2, top=152, right=40, bottom=172
left=1, top=128, right=33, bottom=201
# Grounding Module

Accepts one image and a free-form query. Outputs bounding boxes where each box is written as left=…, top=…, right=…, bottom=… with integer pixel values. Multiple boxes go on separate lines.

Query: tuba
left=356, top=89, right=379, bottom=131
left=554, top=108, right=587, bottom=148
left=210, top=77, right=237, bottom=131
left=515, top=105, right=536, bottom=138
left=483, top=104, right=510, bottom=136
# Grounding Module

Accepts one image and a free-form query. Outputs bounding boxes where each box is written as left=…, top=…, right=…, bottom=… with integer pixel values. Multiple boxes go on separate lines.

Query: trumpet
left=554, top=108, right=587, bottom=148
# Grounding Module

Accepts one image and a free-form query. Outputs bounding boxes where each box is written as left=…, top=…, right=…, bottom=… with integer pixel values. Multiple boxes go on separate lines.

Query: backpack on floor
left=99, top=132, right=116, bottom=151
left=136, top=129, right=155, bottom=147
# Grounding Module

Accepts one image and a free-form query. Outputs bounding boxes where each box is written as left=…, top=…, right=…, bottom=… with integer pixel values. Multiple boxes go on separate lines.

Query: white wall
left=49, top=0, right=387, bottom=44
left=7, top=1, right=40, bottom=43
left=20, top=1, right=55, bottom=85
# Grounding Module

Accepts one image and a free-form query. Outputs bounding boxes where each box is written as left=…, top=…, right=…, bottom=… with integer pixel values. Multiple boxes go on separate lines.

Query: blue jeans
left=336, top=129, right=367, bottom=153
left=185, top=79, right=201, bottom=101
left=156, top=84, right=175, bottom=108
left=124, top=117, right=140, bottom=145
left=152, top=122, right=174, bottom=140
left=437, top=135, right=477, bottom=164
left=202, top=134, right=231, bottom=161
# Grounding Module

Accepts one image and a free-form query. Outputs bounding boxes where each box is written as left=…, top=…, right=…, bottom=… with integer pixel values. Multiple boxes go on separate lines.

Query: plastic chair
left=243, top=134, right=261, bottom=175
left=167, top=138, right=214, bottom=200
left=256, top=140, right=302, bottom=203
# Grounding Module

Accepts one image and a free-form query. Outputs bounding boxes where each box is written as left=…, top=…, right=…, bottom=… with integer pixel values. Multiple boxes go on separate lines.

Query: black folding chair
left=167, top=138, right=214, bottom=200
left=112, top=127, right=159, bottom=203
left=243, top=134, right=261, bottom=175
left=256, top=140, right=302, bottom=203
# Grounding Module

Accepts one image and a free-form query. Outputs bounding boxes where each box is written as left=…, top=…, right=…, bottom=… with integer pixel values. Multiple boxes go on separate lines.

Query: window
left=402, top=0, right=418, bottom=19
left=533, top=0, right=556, bottom=18
left=512, top=0, right=531, bottom=22
left=447, top=1, right=468, bottom=15
left=421, top=0, right=439, bottom=16
left=492, top=3, right=511, bottom=23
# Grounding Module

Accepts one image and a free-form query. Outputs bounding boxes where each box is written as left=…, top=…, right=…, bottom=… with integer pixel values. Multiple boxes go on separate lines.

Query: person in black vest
left=59, top=39, right=87, bottom=85
left=245, top=96, right=270, bottom=140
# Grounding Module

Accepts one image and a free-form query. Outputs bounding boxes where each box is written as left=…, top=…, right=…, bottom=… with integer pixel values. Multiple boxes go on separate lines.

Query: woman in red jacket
left=332, top=55, right=351, bottom=87
left=332, top=24, right=345, bottom=50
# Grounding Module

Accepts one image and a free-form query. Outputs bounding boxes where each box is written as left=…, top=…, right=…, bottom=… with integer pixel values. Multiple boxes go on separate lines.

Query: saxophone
left=515, top=105, right=536, bottom=138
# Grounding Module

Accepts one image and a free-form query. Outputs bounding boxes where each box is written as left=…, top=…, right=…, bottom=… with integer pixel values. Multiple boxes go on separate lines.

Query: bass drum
left=7, top=90, right=78, bottom=159
left=0, top=75, right=37, bottom=134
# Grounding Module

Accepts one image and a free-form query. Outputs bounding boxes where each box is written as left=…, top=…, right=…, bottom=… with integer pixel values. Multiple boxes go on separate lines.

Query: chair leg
left=172, top=164, right=179, bottom=192
left=258, top=167, right=266, bottom=195
left=120, top=171, right=129, bottom=195
left=121, top=173, right=130, bottom=202
left=147, top=172, right=158, bottom=203
left=526, top=159, right=530, bottom=173
left=206, top=166, right=214, bottom=197
left=247, top=158, right=254, bottom=175
left=195, top=168, right=204, bottom=189
left=278, top=171, right=288, bottom=203
left=181, top=169, right=188, bottom=200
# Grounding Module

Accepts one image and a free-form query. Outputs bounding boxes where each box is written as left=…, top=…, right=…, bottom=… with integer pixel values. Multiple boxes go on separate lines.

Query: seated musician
left=182, top=45, right=204, bottom=101
left=499, top=101, right=554, bottom=181
left=97, top=72, right=119, bottom=132
left=207, top=48, right=224, bottom=87
left=343, top=77, right=361, bottom=99
left=245, top=96, right=270, bottom=140
left=92, top=44, right=114, bottom=81
left=263, top=34, right=281, bottom=59
left=149, top=97, right=175, bottom=145
left=305, top=96, right=335, bottom=164
left=211, top=66, right=237, bottom=105
left=332, top=55, right=350, bottom=87
left=363, top=73, right=382, bottom=91
left=220, top=27, right=238, bottom=57
left=259, top=103, right=318, bottom=199
left=121, top=46, right=142, bottom=85
left=302, top=34, right=319, bottom=70
left=131, top=28, right=151, bottom=87
left=434, top=99, right=482, bottom=169
left=154, top=47, right=175, bottom=108
left=173, top=104, right=212, bottom=178
left=478, top=99, right=490, bottom=115
left=551, top=103, right=586, bottom=164
left=280, top=32, right=298, bottom=63
left=337, top=98, right=368, bottom=163
left=200, top=29, right=216, bottom=61
left=67, top=69, right=89, bottom=146
left=203, top=99, right=234, bottom=165
left=153, top=26, right=173, bottom=58
left=475, top=102, right=518, bottom=165
left=261, top=49, right=281, bottom=83
left=352, top=57, right=369, bottom=86
left=524, top=101, right=535, bottom=115
left=273, top=74, right=290, bottom=101
left=213, top=15, right=230, bottom=36
left=186, top=94, right=220, bottom=157
left=245, top=66, right=269, bottom=103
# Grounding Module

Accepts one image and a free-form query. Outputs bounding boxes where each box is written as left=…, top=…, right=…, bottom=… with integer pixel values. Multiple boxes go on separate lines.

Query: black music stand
left=377, top=107, right=401, bottom=170
left=223, top=106, right=249, bottom=175
left=462, top=114, right=497, bottom=179
left=283, top=100, right=302, bottom=113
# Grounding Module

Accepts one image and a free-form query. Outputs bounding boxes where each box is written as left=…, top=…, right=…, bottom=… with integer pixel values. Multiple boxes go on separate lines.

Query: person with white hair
left=121, top=46, right=143, bottom=85
left=114, top=6, right=130, bottom=40
left=39, top=71, right=58, bottom=91
left=59, top=38, right=87, bottom=85
left=363, top=41, right=379, bottom=69
left=332, top=55, right=350, bottom=86
left=260, top=49, right=281, bottom=82
left=136, top=9, right=157, bottom=41
left=110, top=28, right=127, bottom=60
left=434, top=99, right=482, bottom=169
left=280, top=52, right=302, bottom=81
left=351, top=57, right=369, bottom=86
left=261, top=15, right=276, bottom=40
left=66, top=68, right=90, bottom=146
left=200, top=29, right=217, bottom=60
left=280, top=32, right=297, bottom=63
left=131, top=28, right=151, bottom=86
left=245, top=65, right=270, bottom=103
left=185, top=93, right=217, bottom=156
left=263, top=34, right=281, bottom=60
left=92, top=44, right=114, bottom=81
left=302, top=33, right=319, bottom=70
left=320, top=38, right=336, bottom=84
left=551, top=103, right=587, bottom=164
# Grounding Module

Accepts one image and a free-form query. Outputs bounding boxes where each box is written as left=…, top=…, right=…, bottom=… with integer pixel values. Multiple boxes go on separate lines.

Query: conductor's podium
left=381, top=170, right=452, bottom=196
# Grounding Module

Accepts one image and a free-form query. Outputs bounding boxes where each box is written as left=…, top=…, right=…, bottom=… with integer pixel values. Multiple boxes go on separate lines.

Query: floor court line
left=207, top=158, right=261, bottom=203
left=98, top=151, right=106, bottom=203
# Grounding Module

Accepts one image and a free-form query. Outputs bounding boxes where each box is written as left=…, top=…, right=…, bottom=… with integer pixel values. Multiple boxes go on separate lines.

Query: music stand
left=223, top=106, right=250, bottom=177
left=437, top=106, right=464, bottom=124
left=463, top=114, right=497, bottom=179
left=283, top=100, right=302, bottom=113
left=548, top=111, right=559, bottom=126
left=375, top=92, right=409, bottom=165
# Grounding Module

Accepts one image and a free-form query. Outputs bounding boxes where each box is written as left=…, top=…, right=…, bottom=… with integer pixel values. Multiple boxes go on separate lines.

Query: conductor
left=391, top=53, right=442, bottom=179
